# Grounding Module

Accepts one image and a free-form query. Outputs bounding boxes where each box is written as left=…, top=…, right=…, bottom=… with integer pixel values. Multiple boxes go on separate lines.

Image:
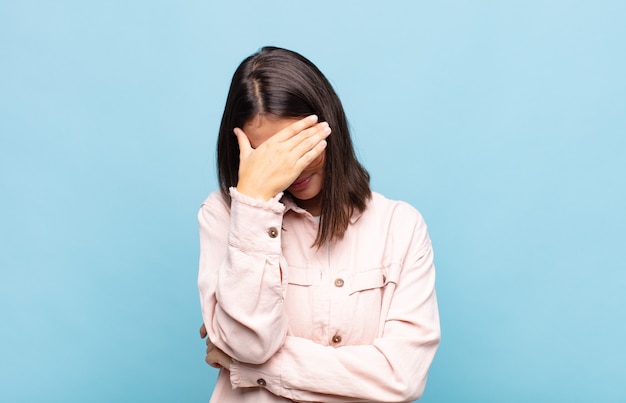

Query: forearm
left=231, top=330, right=440, bottom=403
left=199, top=189, right=289, bottom=364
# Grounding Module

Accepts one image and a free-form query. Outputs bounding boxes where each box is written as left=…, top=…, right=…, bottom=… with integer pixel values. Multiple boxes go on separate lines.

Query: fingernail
left=309, top=115, right=318, bottom=122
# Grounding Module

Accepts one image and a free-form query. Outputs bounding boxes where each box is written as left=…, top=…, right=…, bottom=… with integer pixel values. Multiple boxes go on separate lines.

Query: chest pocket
left=286, top=266, right=319, bottom=287
left=348, top=267, right=388, bottom=295
left=284, top=265, right=320, bottom=338
left=332, top=267, right=389, bottom=343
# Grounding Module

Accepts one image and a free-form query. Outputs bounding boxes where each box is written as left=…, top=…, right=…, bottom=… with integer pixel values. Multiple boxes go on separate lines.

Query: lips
left=290, top=176, right=311, bottom=191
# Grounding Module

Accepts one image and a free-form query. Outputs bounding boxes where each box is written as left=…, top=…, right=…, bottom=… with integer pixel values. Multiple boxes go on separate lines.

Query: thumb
left=233, top=127, right=252, bottom=158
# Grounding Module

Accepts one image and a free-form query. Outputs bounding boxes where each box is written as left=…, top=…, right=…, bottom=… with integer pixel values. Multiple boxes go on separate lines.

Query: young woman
left=198, top=46, right=440, bottom=402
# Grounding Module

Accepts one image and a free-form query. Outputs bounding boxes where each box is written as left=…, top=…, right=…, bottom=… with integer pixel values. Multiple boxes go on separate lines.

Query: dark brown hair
left=216, top=46, right=370, bottom=246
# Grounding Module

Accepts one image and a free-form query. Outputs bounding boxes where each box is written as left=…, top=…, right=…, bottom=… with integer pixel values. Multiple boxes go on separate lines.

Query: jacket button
left=267, top=227, right=279, bottom=238
left=257, top=378, right=267, bottom=386
left=332, top=335, right=342, bottom=344
left=334, top=278, right=344, bottom=287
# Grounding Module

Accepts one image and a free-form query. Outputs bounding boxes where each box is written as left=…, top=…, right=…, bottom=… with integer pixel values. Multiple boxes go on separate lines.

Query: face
left=242, top=115, right=325, bottom=215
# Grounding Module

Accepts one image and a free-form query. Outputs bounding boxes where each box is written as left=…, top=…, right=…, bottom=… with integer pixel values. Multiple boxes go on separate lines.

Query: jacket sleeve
left=228, top=205, right=440, bottom=402
left=198, top=188, right=289, bottom=365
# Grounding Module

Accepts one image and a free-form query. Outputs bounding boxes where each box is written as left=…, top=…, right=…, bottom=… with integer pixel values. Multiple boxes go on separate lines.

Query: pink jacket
left=198, top=188, right=440, bottom=402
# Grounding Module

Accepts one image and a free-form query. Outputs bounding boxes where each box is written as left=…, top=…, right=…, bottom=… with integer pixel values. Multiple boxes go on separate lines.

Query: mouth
left=290, top=175, right=312, bottom=191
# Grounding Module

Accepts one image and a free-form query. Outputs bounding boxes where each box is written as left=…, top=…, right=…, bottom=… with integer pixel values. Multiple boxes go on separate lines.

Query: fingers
left=289, top=122, right=331, bottom=165
left=238, top=115, right=329, bottom=154
left=205, top=341, right=219, bottom=368
left=205, top=344, right=231, bottom=369
left=301, top=152, right=325, bottom=174
left=298, top=138, right=328, bottom=170
left=206, top=360, right=221, bottom=368
left=233, top=127, right=252, bottom=157
left=272, top=115, right=319, bottom=142
left=205, top=348, right=222, bottom=368
left=200, top=324, right=215, bottom=356
left=271, top=118, right=330, bottom=178
left=200, top=324, right=231, bottom=369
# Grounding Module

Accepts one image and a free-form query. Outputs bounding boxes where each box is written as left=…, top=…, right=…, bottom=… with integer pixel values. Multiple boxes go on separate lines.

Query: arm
left=229, top=208, right=440, bottom=402
left=198, top=189, right=288, bottom=364
left=198, top=116, right=331, bottom=364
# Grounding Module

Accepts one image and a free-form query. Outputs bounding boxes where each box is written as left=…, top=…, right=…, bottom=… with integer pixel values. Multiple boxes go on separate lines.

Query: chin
left=290, top=190, right=317, bottom=201
left=289, top=189, right=322, bottom=200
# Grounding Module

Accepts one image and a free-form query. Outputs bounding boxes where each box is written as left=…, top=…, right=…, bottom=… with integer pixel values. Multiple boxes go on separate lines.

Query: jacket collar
left=281, top=194, right=364, bottom=224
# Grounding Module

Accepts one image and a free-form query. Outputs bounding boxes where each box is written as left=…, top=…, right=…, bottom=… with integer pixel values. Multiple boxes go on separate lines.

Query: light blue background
left=1, top=1, right=625, bottom=402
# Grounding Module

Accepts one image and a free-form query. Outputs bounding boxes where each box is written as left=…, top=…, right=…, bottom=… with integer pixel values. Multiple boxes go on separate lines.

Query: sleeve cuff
left=228, top=187, right=286, bottom=254
left=230, top=356, right=282, bottom=391
left=229, top=187, right=285, bottom=214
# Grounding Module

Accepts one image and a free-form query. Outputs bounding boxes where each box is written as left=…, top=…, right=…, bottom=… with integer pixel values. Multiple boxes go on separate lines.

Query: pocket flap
left=349, top=268, right=386, bottom=294
left=287, top=266, right=317, bottom=286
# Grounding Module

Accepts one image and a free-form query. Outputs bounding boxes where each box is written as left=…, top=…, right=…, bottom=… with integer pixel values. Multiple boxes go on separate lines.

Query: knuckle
left=307, top=137, right=320, bottom=149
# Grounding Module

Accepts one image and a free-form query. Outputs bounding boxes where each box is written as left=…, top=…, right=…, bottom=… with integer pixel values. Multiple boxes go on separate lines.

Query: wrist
left=236, top=183, right=277, bottom=201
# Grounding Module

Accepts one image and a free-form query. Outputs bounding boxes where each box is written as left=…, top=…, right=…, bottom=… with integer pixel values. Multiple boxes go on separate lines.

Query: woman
left=198, top=46, right=440, bottom=402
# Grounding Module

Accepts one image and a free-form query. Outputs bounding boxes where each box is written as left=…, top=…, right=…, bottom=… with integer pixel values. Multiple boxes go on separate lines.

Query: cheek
left=302, top=152, right=325, bottom=173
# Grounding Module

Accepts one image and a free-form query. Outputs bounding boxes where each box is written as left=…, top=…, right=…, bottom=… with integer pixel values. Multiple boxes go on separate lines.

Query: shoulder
left=201, top=190, right=229, bottom=210
left=198, top=190, right=230, bottom=225
left=365, top=191, right=426, bottom=227
left=361, top=192, right=432, bottom=255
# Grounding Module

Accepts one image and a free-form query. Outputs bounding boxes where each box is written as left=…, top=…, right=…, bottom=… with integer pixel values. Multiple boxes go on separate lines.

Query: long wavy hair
left=216, top=46, right=371, bottom=247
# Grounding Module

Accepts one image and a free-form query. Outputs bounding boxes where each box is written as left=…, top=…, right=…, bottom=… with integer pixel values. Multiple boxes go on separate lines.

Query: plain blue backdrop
left=1, top=1, right=625, bottom=402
